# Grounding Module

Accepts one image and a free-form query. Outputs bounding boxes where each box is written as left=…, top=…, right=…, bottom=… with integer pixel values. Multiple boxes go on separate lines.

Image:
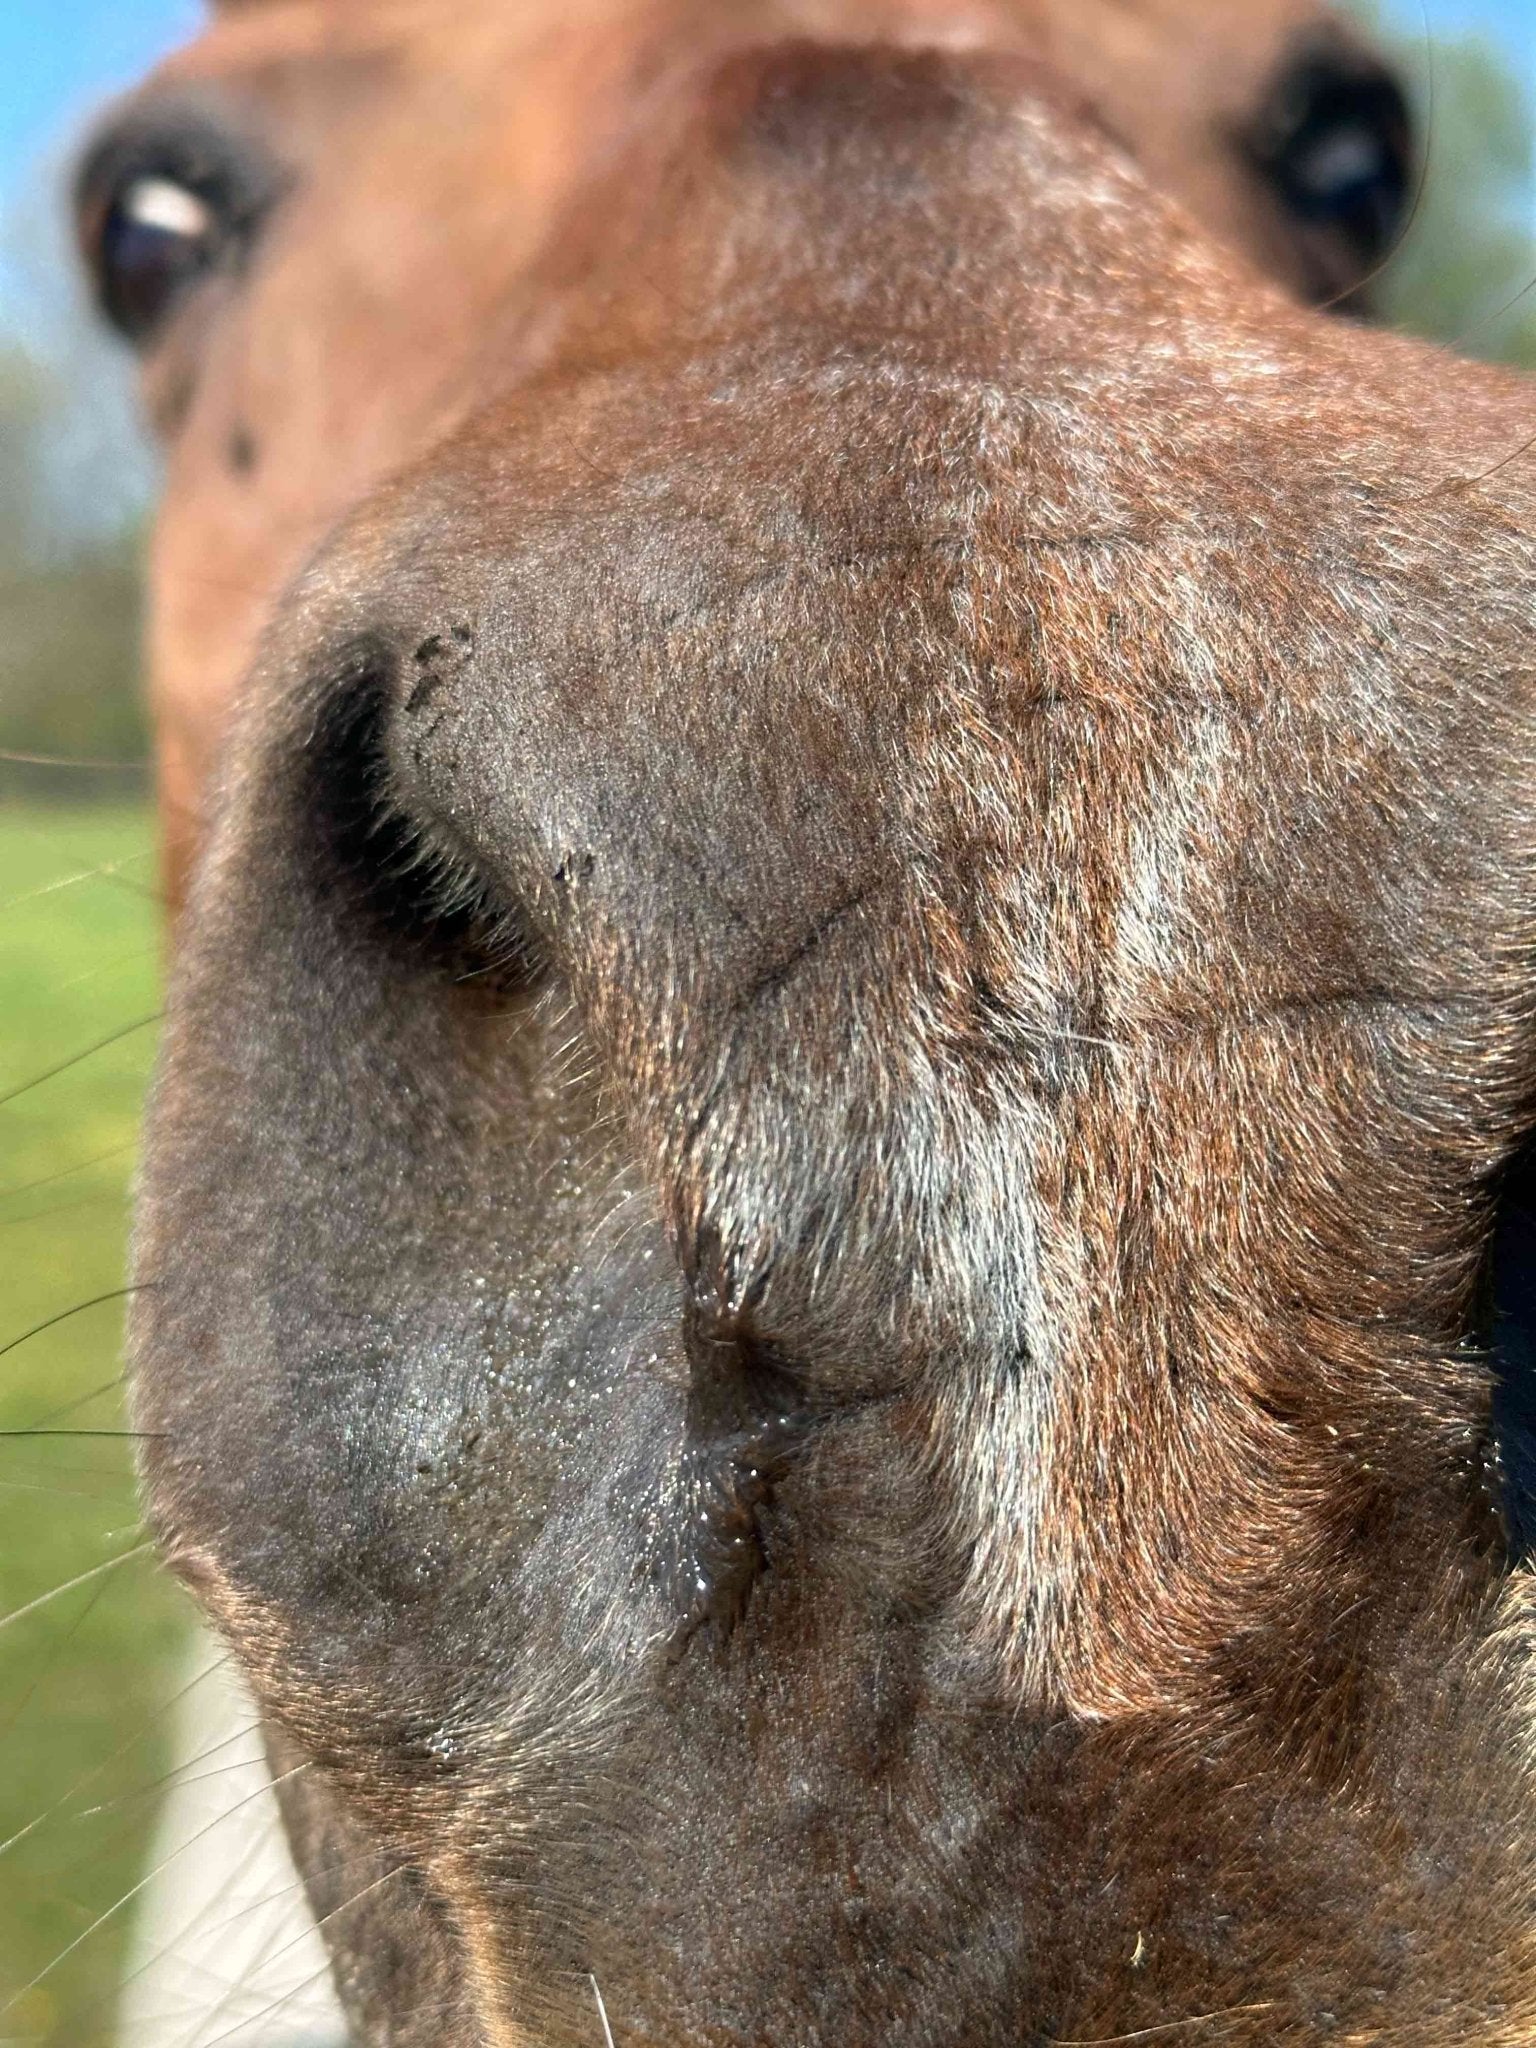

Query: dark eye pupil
left=1278, top=110, right=1405, bottom=255
left=98, top=176, right=219, bottom=341
left=1248, top=47, right=1413, bottom=289
left=1290, top=125, right=1388, bottom=206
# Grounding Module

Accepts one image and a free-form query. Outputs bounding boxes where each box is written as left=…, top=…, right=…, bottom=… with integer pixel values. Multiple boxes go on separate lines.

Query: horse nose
left=290, top=500, right=897, bottom=1052
left=276, top=507, right=935, bottom=1385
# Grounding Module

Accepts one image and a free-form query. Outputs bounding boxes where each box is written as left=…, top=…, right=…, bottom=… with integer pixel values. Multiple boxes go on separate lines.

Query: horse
left=73, top=0, right=1536, bottom=2040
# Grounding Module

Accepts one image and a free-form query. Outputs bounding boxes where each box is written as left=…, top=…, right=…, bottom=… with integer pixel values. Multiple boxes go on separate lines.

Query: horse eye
left=1284, top=117, right=1398, bottom=228
left=90, top=174, right=224, bottom=342
left=1273, top=99, right=1407, bottom=258
left=75, top=106, right=280, bottom=348
left=1248, top=43, right=1412, bottom=280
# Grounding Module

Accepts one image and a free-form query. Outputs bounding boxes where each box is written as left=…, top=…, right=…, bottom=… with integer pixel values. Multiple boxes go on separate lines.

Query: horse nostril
left=684, top=1292, right=809, bottom=1440
left=675, top=1296, right=805, bottom=1651
left=302, top=636, right=543, bottom=990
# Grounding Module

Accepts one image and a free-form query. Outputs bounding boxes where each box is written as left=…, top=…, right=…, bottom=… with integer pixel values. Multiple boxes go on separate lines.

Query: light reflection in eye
left=119, top=175, right=215, bottom=240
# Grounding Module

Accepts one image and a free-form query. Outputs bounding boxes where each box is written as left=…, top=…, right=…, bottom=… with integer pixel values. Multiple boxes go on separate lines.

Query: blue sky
left=0, top=0, right=200, bottom=214
left=0, top=0, right=1530, bottom=220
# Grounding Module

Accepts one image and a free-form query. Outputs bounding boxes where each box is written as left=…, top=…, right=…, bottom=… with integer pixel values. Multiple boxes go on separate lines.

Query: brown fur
left=82, top=1, right=1536, bottom=2041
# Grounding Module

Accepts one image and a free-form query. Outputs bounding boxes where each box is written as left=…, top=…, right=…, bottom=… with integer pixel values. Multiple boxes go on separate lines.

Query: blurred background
left=0, top=0, right=1534, bottom=2042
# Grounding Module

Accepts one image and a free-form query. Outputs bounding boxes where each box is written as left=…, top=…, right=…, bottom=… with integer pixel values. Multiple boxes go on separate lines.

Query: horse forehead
left=170, top=0, right=1338, bottom=90
left=144, top=0, right=1351, bottom=344
left=192, top=0, right=1323, bottom=27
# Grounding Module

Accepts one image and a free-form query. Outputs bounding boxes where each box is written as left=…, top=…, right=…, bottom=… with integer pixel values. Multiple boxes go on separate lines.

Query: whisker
left=75, top=1721, right=271, bottom=1824
left=0, top=1572, right=113, bottom=1738
left=79, top=1743, right=295, bottom=1822
left=0, top=1139, right=137, bottom=1207
left=173, top=1951, right=347, bottom=2048
left=1435, top=422, right=1536, bottom=493
left=107, top=1853, right=350, bottom=2029
left=591, top=1970, right=618, bottom=2048
left=21, top=1372, right=125, bottom=1432
left=1311, top=0, right=1435, bottom=318
left=0, top=1540, right=152, bottom=1637
left=49, top=940, right=162, bottom=994
left=1446, top=265, right=1536, bottom=359
left=0, top=1012, right=159, bottom=1111
left=0, top=1652, right=236, bottom=1866
left=102, top=1753, right=323, bottom=2032
left=0, top=1474, right=125, bottom=1497
left=187, top=1859, right=409, bottom=2048
left=0, top=1187, right=129, bottom=1233
left=0, top=1742, right=327, bottom=2024
left=1050, top=2006, right=1275, bottom=2045
left=0, top=1285, right=145, bottom=1368
left=0, top=748, right=148, bottom=771
left=0, top=850, right=155, bottom=919
left=0, top=1427, right=162, bottom=1441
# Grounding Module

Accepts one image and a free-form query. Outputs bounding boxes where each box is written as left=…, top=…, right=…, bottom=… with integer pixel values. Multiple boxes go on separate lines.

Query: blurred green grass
left=0, top=800, right=192, bottom=2047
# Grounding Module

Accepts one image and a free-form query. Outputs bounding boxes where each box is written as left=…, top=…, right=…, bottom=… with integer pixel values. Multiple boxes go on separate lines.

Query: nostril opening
left=1482, top=1133, right=1536, bottom=1564
left=685, top=1293, right=809, bottom=1439
left=301, top=637, right=543, bottom=991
